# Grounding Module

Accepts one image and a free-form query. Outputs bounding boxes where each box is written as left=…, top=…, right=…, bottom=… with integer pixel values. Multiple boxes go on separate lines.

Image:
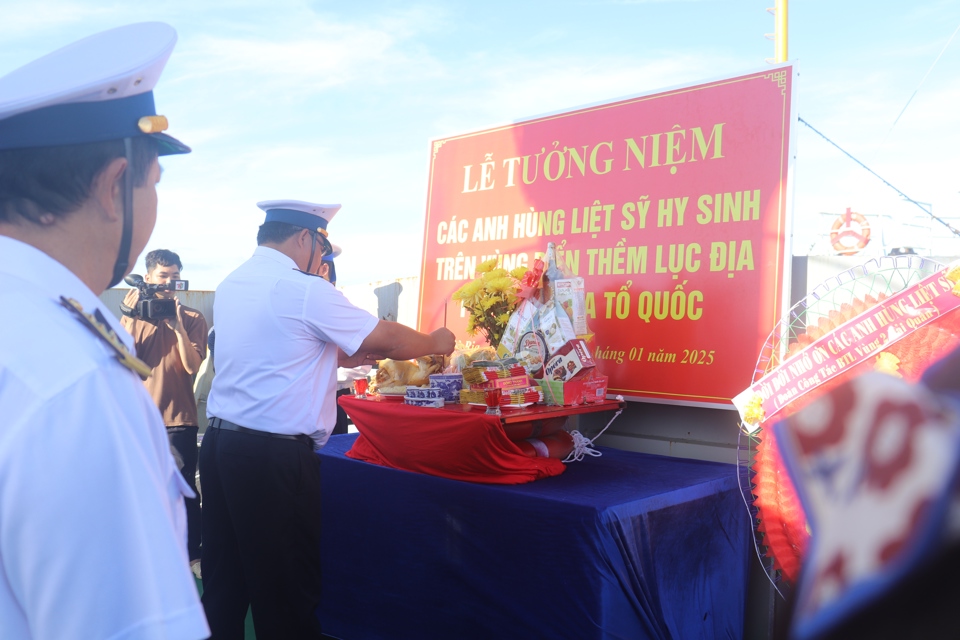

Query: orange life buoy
left=830, top=208, right=871, bottom=255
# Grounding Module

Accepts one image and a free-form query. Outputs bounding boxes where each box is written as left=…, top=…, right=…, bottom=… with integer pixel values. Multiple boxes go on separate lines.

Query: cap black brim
left=318, top=234, right=333, bottom=258
left=152, top=132, right=191, bottom=156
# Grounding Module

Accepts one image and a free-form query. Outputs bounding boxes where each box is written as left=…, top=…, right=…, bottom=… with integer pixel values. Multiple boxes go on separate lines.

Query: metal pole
left=776, top=0, right=789, bottom=63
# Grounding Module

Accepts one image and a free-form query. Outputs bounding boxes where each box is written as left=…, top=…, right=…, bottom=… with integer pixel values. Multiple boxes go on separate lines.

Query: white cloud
left=6, top=0, right=960, bottom=289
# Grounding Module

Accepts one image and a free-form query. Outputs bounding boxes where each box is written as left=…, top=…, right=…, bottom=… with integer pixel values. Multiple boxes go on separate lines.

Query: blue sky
left=2, top=0, right=959, bottom=289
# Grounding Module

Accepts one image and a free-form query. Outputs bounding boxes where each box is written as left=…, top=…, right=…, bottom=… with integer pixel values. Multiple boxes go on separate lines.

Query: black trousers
left=168, top=426, right=201, bottom=561
left=333, top=388, right=351, bottom=436
left=198, top=424, right=323, bottom=640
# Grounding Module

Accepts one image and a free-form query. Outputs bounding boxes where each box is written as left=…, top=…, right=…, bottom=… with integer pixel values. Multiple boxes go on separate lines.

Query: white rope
left=563, top=395, right=625, bottom=463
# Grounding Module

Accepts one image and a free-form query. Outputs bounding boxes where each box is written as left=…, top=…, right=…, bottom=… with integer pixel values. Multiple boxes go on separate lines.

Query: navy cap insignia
left=137, top=115, right=169, bottom=133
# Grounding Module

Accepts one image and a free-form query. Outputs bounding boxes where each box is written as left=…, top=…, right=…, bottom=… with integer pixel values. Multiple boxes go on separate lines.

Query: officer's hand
left=430, top=327, right=456, bottom=356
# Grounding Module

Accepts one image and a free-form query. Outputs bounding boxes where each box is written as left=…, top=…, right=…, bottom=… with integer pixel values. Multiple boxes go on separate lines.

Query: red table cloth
left=340, top=395, right=569, bottom=484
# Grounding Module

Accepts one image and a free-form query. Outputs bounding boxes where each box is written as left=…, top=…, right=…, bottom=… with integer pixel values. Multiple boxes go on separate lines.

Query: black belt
left=208, top=417, right=313, bottom=448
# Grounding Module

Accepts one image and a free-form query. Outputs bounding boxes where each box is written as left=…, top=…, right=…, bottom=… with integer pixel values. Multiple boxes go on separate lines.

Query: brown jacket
left=122, top=306, right=208, bottom=427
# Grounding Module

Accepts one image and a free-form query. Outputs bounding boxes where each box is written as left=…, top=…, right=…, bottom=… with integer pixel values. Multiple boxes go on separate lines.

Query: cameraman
left=121, top=249, right=208, bottom=573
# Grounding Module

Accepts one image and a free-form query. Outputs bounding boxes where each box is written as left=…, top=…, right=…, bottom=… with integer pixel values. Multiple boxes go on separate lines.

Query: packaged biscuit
left=468, top=375, right=532, bottom=391
left=514, top=330, right=547, bottom=379
left=462, top=361, right=528, bottom=385
left=554, top=277, right=587, bottom=336
left=542, top=339, right=595, bottom=382
left=447, top=344, right=498, bottom=373
left=459, top=386, right=543, bottom=406
left=496, top=298, right=540, bottom=360
left=537, top=300, right=577, bottom=358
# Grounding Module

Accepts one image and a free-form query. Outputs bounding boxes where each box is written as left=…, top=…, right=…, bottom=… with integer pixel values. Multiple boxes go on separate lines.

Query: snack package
left=447, top=344, right=498, bottom=373
left=468, top=375, right=532, bottom=391
left=540, top=372, right=609, bottom=406
left=459, top=386, right=543, bottom=406
left=553, top=277, right=587, bottom=336
left=462, top=359, right=527, bottom=385
left=496, top=297, right=540, bottom=360
left=537, top=300, right=577, bottom=358
left=514, top=330, right=548, bottom=378
left=541, top=339, right=596, bottom=382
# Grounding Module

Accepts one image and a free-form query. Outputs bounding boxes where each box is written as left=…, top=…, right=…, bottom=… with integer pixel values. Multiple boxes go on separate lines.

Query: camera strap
left=305, top=229, right=319, bottom=275
left=304, top=228, right=333, bottom=276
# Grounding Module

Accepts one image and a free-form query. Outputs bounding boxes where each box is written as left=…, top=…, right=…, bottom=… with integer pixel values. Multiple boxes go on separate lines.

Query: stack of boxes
left=459, top=360, right=544, bottom=407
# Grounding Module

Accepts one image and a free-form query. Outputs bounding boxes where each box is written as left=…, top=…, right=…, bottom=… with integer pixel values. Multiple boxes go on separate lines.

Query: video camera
left=121, top=274, right=189, bottom=321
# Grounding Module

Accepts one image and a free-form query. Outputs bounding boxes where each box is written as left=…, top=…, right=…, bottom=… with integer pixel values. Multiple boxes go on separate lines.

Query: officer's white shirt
left=0, top=237, right=209, bottom=640
left=208, top=246, right=379, bottom=449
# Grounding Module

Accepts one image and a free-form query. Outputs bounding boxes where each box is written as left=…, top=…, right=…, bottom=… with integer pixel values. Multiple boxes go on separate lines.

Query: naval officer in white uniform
left=201, top=199, right=455, bottom=638
left=0, top=23, right=209, bottom=640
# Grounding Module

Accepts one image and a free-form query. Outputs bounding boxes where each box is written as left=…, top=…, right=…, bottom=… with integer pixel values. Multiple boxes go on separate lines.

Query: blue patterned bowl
left=406, top=386, right=444, bottom=400
left=429, top=374, right=464, bottom=403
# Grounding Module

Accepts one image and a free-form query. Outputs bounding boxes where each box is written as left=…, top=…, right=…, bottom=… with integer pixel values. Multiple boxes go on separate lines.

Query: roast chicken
left=372, top=355, right=443, bottom=392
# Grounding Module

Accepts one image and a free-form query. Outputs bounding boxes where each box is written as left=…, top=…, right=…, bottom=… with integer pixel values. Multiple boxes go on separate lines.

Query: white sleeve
left=302, top=280, right=379, bottom=357
left=0, top=370, right=209, bottom=640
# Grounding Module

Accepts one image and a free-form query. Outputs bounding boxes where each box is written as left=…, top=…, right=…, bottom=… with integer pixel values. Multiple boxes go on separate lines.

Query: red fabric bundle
left=501, top=416, right=566, bottom=441
left=517, top=431, right=575, bottom=459
left=341, top=395, right=566, bottom=484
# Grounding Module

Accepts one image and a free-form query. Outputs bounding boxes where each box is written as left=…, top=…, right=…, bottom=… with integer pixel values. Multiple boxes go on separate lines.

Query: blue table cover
left=317, top=434, right=750, bottom=640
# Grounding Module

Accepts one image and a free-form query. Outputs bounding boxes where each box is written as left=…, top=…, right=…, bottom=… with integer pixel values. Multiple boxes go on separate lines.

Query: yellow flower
left=482, top=268, right=509, bottom=282
left=479, top=295, right=501, bottom=312
left=450, top=258, right=529, bottom=348
left=476, top=258, right=499, bottom=273
left=486, top=276, right=514, bottom=293
left=453, top=279, right=483, bottom=302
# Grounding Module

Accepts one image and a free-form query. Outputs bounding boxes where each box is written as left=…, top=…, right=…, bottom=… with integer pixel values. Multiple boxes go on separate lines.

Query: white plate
left=376, top=390, right=406, bottom=396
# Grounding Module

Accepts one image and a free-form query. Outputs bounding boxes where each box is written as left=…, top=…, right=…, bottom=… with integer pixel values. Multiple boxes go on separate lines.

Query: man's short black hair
left=145, top=249, right=182, bottom=273
left=257, top=221, right=305, bottom=246
left=0, top=136, right=160, bottom=224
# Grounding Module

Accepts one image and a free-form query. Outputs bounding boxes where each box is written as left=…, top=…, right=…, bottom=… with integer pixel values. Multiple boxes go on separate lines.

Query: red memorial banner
left=418, top=65, right=796, bottom=406
left=734, top=263, right=960, bottom=430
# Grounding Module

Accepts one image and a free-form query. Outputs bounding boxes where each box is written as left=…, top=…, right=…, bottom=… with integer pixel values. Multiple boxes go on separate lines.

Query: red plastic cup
left=353, top=378, right=368, bottom=398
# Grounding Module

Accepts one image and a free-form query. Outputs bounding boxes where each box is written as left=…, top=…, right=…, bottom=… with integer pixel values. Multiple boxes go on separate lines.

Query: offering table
left=317, top=428, right=750, bottom=639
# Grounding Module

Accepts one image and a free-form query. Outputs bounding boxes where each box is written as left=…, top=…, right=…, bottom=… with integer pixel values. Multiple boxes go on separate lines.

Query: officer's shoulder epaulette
left=59, top=296, right=152, bottom=380
left=292, top=268, right=326, bottom=279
